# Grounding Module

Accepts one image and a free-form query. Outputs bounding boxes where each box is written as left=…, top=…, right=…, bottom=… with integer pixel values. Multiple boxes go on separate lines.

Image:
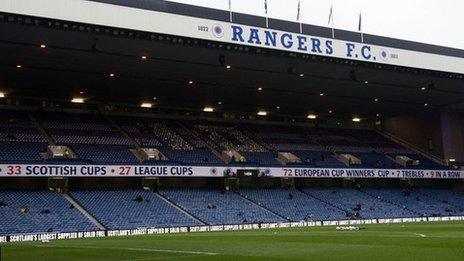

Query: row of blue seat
left=2, top=188, right=463, bottom=235
left=0, top=110, right=447, bottom=169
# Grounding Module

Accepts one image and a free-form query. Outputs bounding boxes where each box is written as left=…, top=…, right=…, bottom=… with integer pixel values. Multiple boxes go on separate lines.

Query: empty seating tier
left=239, top=188, right=346, bottom=221
left=160, top=188, right=285, bottom=225
left=1, top=187, right=463, bottom=236
left=70, top=189, right=200, bottom=229
left=0, top=111, right=48, bottom=163
left=0, top=190, right=97, bottom=235
left=0, top=109, right=447, bottom=169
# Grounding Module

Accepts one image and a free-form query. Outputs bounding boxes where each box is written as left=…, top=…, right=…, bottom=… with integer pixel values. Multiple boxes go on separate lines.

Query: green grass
left=2, top=222, right=464, bottom=260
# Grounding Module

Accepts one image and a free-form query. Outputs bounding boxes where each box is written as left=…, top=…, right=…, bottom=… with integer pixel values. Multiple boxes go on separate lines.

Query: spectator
left=134, top=195, right=143, bottom=203
left=306, top=213, right=313, bottom=222
left=0, top=200, right=7, bottom=207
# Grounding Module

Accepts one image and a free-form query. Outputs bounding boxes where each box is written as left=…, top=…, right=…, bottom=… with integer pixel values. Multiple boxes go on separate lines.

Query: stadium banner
left=3, top=216, right=464, bottom=243
left=0, top=164, right=226, bottom=177
left=0, top=164, right=463, bottom=179
left=1, top=0, right=464, bottom=74
left=8, top=231, right=106, bottom=243
left=265, top=167, right=464, bottom=179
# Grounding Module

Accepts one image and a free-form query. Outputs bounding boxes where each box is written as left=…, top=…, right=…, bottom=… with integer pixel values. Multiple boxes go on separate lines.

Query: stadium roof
left=88, top=0, right=464, bottom=59
left=0, top=0, right=463, bottom=122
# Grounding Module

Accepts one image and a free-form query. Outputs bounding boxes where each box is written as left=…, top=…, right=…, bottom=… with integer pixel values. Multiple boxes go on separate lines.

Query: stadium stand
left=160, top=188, right=285, bottom=225
left=238, top=188, right=346, bottom=221
left=119, top=123, right=163, bottom=148
left=313, top=129, right=399, bottom=168
left=115, top=117, right=223, bottom=165
left=0, top=109, right=457, bottom=236
left=69, top=189, right=200, bottom=229
left=302, top=188, right=416, bottom=219
left=0, top=109, right=446, bottom=169
left=0, top=186, right=463, bottom=235
left=36, top=112, right=139, bottom=164
left=0, top=111, right=48, bottom=163
left=189, top=123, right=281, bottom=166
left=361, top=188, right=464, bottom=217
left=0, top=190, right=98, bottom=235
left=240, top=124, right=446, bottom=169
left=415, top=188, right=464, bottom=214
left=247, top=124, right=345, bottom=167
left=0, top=0, right=462, bottom=249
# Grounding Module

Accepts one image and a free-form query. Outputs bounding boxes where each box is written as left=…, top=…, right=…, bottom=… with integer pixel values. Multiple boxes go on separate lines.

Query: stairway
left=62, top=193, right=107, bottom=230
left=155, top=192, right=208, bottom=225
left=298, top=189, right=348, bottom=213
left=234, top=191, right=291, bottom=221
left=28, top=113, right=55, bottom=145
left=357, top=189, right=419, bottom=216
left=105, top=116, right=141, bottom=149
left=176, top=121, right=226, bottom=164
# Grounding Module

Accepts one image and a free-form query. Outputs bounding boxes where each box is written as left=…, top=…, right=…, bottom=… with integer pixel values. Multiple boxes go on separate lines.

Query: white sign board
left=0, top=164, right=462, bottom=179
left=1, top=0, right=464, bottom=74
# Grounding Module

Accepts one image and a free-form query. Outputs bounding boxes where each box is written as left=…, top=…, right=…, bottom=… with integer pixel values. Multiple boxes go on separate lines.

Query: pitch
left=2, top=221, right=464, bottom=260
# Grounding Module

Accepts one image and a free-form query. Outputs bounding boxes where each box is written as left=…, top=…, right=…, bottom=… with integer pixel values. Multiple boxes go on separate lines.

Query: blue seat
left=0, top=190, right=98, bottom=235
left=70, top=189, right=200, bottom=229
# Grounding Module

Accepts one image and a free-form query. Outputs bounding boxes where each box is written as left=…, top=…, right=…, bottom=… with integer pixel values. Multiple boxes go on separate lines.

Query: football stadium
left=1, top=0, right=464, bottom=260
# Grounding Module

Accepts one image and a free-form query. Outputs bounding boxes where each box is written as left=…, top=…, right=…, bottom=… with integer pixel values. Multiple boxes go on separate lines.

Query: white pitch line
left=413, top=233, right=427, bottom=238
left=118, top=247, right=218, bottom=255
left=34, top=244, right=218, bottom=256
left=124, top=255, right=196, bottom=261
